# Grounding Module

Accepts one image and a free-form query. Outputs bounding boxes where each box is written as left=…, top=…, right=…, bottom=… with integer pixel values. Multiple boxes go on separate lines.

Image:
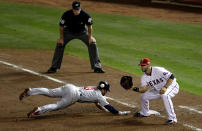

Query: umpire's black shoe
left=94, top=68, right=105, bottom=73
left=47, top=67, right=57, bottom=73
left=134, top=112, right=147, bottom=117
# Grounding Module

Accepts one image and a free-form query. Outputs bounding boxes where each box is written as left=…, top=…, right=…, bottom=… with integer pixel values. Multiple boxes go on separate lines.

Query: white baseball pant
left=27, top=84, right=80, bottom=115
left=140, top=82, right=179, bottom=122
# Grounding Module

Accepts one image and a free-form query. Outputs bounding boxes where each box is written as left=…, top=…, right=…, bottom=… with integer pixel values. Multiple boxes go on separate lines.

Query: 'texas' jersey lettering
left=141, top=66, right=177, bottom=91
left=147, top=78, right=164, bottom=87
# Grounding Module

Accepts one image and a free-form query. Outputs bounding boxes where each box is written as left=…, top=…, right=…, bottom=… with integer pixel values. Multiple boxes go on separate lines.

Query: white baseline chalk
left=179, top=105, right=202, bottom=114
left=0, top=60, right=201, bottom=131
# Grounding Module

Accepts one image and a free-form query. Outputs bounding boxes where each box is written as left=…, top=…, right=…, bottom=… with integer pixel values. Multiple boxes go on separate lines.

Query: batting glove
left=118, top=111, right=131, bottom=115
left=133, top=87, right=139, bottom=92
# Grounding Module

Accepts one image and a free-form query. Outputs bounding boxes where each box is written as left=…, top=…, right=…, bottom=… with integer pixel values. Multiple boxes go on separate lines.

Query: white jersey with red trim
left=27, top=84, right=109, bottom=116
left=78, top=86, right=109, bottom=106
left=141, top=66, right=177, bottom=91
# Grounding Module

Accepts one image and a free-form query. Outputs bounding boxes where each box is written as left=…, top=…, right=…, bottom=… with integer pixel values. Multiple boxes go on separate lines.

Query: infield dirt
left=0, top=0, right=202, bottom=130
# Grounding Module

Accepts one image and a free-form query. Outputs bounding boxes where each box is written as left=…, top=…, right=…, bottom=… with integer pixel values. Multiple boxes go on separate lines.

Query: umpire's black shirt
left=59, top=9, right=93, bottom=34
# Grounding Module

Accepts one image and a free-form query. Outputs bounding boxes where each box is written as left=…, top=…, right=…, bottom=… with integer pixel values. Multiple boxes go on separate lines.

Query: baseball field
left=0, top=0, right=202, bottom=130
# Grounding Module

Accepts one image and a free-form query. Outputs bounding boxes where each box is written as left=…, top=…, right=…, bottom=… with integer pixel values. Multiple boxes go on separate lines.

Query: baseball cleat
left=47, top=67, right=57, bottom=73
left=133, top=112, right=147, bottom=117
left=166, top=120, right=177, bottom=125
left=19, top=88, right=30, bottom=101
left=27, top=107, right=40, bottom=118
left=94, top=68, right=105, bottom=73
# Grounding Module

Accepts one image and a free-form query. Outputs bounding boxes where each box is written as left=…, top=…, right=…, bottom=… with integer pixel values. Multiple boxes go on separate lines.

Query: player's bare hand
left=160, top=87, right=167, bottom=94
left=89, top=36, right=96, bottom=44
left=118, top=111, right=131, bottom=115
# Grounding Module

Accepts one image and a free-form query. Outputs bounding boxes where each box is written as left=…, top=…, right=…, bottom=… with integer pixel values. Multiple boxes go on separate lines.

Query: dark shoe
left=94, top=68, right=105, bottom=73
left=166, top=120, right=177, bottom=125
left=47, top=67, right=57, bottom=73
left=19, top=88, right=30, bottom=101
left=27, top=107, right=40, bottom=118
left=134, top=112, right=147, bottom=117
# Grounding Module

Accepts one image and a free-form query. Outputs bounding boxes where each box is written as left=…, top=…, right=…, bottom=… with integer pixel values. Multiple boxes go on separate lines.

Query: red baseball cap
left=139, top=58, right=151, bottom=66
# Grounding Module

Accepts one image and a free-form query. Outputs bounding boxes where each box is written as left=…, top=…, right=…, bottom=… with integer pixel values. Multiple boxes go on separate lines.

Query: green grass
left=0, top=1, right=202, bottom=96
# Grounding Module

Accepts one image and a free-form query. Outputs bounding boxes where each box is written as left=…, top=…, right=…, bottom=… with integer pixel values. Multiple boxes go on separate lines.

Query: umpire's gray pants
left=51, top=30, right=101, bottom=70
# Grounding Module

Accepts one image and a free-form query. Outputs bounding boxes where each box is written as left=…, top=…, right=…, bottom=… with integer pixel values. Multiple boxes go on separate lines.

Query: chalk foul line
left=179, top=105, right=202, bottom=114
left=0, top=59, right=201, bottom=131
left=0, top=60, right=138, bottom=109
left=183, top=124, right=202, bottom=131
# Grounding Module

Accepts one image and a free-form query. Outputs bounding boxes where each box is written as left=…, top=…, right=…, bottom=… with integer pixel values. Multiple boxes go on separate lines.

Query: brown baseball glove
left=120, top=76, right=133, bottom=90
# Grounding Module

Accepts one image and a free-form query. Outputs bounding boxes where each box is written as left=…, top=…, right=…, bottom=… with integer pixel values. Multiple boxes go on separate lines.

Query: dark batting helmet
left=97, top=81, right=110, bottom=91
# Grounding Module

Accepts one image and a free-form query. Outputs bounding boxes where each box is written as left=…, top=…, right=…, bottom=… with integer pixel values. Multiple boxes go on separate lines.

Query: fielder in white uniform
left=19, top=81, right=131, bottom=118
left=123, top=58, right=179, bottom=125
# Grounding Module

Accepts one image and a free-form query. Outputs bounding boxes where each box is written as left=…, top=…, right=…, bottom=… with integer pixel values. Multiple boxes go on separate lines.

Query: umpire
left=47, top=1, right=104, bottom=73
